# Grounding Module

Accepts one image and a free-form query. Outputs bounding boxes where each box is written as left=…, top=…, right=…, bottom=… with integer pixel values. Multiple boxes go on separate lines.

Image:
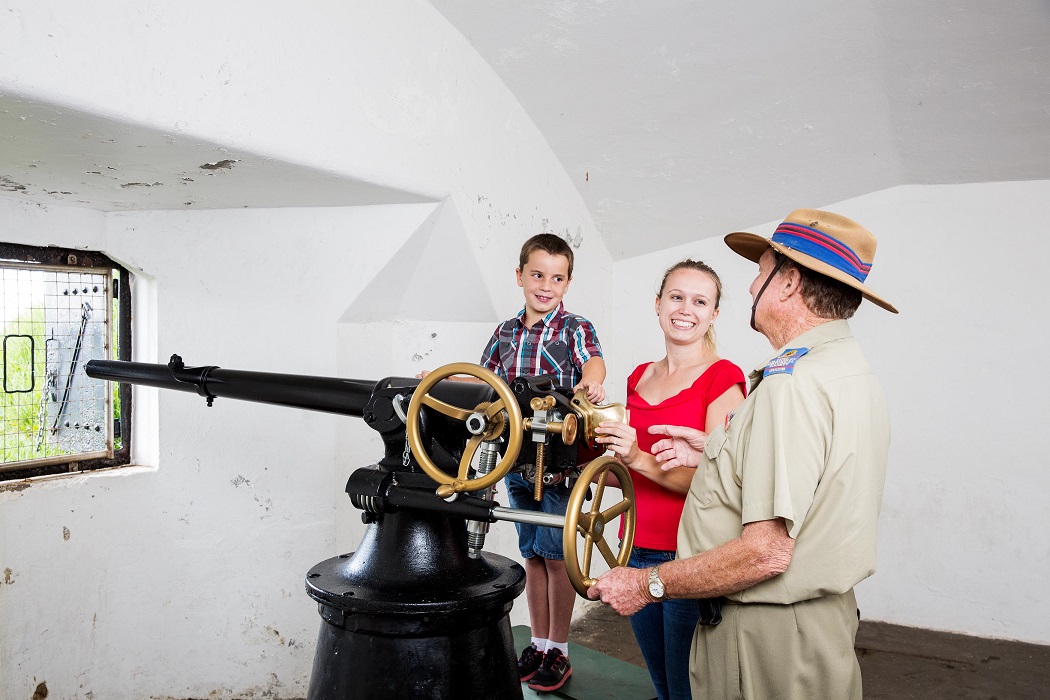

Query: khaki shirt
left=678, top=320, right=889, bottom=604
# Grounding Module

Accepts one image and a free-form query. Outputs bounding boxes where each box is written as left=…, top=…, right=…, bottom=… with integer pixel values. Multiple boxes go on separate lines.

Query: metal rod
left=491, top=506, right=566, bottom=530
left=51, top=303, right=91, bottom=433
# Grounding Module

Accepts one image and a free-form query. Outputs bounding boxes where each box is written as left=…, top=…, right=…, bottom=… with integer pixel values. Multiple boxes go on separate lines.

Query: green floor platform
left=513, top=625, right=656, bottom=700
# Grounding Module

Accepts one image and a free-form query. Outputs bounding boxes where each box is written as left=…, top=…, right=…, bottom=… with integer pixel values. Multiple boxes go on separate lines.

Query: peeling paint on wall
left=199, top=159, right=238, bottom=170
left=0, top=175, right=27, bottom=192
left=2, top=567, right=14, bottom=584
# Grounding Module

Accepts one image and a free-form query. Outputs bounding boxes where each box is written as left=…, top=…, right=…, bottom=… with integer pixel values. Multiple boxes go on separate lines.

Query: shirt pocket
left=539, top=339, right=571, bottom=376
left=498, top=340, right=519, bottom=375
left=697, top=427, right=730, bottom=506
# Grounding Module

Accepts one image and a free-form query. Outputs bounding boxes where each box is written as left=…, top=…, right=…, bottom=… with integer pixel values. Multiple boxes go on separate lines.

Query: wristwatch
left=647, top=566, right=667, bottom=601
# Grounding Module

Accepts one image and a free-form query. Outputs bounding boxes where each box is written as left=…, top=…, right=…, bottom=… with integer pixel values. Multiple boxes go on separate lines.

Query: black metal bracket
left=167, top=354, right=219, bottom=407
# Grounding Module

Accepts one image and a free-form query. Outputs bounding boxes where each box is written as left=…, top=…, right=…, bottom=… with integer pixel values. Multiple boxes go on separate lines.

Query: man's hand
left=586, top=566, right=651, bottom=616
left=574, top=378, right=606, bottom=403
left=648, top=425, right=708, bottom=470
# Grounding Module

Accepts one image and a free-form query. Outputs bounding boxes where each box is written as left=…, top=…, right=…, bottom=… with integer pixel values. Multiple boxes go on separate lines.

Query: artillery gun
left=85, top=355, right=635, bottom=699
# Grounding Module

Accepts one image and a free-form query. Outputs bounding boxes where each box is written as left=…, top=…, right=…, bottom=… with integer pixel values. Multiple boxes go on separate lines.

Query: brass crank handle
left=563, top=457, right=636, bottom=597
left=406, top=362, right=524, bottom=496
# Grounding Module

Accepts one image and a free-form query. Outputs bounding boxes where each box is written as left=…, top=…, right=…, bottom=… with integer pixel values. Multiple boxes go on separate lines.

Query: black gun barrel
left=85, top=357, right=377, bottom=417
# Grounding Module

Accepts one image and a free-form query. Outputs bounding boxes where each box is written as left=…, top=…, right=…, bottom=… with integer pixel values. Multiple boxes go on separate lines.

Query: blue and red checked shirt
left=479, top=303, right=603, bottom=390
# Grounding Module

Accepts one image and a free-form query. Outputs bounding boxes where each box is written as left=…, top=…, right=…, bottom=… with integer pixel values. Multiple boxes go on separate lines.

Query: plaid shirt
left=479, top=303, right=603, bottom=390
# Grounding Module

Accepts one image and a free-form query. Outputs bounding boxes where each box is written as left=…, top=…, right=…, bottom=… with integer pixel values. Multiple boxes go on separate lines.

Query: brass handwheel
left=563, top=456, right=636, bottom=597
left=406, top=362, right=524, bottom=496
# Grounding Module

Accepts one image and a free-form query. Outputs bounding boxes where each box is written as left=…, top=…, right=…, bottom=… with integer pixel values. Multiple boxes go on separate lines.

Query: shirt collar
left=516, top=302, right=565, bottom=329
left=749, top=319, right=853, bottom=383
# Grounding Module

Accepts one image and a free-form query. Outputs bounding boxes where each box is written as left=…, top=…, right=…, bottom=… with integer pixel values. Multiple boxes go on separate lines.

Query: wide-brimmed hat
left=725, top=208, right=898, bottom=313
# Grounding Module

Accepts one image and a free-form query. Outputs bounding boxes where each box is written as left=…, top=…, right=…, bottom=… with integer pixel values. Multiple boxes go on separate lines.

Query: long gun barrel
left=85, top=355, right=378, bottom=417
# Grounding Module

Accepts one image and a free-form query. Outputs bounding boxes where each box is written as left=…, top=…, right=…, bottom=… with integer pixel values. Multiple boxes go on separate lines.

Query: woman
left=596, top=259, right=746, bottom=700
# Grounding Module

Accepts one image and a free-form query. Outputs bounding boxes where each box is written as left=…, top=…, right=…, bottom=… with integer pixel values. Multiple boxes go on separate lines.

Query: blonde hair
left=657, top=259, right=724, bottom=352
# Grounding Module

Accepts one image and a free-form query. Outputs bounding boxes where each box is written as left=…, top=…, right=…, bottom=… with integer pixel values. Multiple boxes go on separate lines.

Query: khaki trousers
left=689, top=590, right=862, bottom=700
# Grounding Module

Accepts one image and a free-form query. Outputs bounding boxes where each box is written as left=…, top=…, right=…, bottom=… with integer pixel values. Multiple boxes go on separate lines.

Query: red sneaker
left=527, top=648, right=572, bottom=692
left=517, top=644, right=545, bottom=682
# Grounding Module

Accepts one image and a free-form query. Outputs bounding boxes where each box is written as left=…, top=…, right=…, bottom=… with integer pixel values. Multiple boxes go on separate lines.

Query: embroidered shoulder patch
left=762, top=347, right=810, bottom=378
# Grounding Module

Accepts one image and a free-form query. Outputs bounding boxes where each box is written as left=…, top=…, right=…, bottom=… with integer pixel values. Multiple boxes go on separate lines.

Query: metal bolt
left=65, top=422, right=70, bottom=427
left=63, top=289, right=69, bottom=295
left=93, top=286, right=98, bottom=293
left=74, top=422, right=80, bottom=429
left=95, top=426, right=100, bottom=432
left=82, top=287, right=88, bottom=293
left=72, top=288, right=78, bottom=295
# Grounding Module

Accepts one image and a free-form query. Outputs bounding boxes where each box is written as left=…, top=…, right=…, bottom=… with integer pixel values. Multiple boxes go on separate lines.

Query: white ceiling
left=430, top=0, right=1050, bottom=258
left=2, top=2, right=1048, bottom=261
left=0, top=93, right=430, bottom=212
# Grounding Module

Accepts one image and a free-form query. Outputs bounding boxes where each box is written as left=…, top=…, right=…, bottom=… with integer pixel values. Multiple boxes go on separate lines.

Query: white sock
left=531, top=637, right=548, bottom=651
left=546, top=640, right=569, bottom=658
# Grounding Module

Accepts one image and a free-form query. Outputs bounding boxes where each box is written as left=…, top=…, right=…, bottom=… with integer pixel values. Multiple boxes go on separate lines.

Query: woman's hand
left=595, top=420, right=640, bottom=468
left=648, top=425, right=708, bottom=470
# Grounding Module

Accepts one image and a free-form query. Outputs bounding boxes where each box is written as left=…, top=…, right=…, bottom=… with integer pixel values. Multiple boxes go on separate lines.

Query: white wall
left=4, top=5, right=1044, bottom=700
left=606, top=180, right=1050, bottom=645
left=0, top=1, right=609, bottom=698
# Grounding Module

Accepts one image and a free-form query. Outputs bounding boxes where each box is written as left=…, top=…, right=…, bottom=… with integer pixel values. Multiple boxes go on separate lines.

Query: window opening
left=1, top=244, right=131, bottom=482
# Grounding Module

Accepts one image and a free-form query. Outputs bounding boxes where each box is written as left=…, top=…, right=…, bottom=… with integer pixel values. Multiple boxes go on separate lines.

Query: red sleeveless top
left=624, top=359, right=746, bottom=550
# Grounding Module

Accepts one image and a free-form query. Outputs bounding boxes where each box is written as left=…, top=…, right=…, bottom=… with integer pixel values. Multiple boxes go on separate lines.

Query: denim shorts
left=504, top=471, right=571, bottom=560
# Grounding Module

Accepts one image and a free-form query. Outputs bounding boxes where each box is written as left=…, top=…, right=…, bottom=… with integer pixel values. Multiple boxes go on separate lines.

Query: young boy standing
left=479, top=233, right=606, bottom=693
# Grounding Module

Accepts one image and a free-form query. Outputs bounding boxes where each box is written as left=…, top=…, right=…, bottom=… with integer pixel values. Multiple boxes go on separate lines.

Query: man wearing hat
left=588, top=209, right=896, bottom=699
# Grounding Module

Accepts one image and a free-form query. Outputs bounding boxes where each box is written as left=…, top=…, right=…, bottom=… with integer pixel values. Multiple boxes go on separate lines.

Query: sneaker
left=527, top=648, right=572, bottom=692
left=517, top=644, right=545, bottom=682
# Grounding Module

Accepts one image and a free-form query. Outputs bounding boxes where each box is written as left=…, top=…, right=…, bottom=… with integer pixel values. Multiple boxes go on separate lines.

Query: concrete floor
left=569, top=600, right=1050, bottom=699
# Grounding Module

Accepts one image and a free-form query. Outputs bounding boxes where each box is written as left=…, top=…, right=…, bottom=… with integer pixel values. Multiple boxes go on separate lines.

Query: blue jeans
left=504, top=472, right=571, bottom=560
left=628, top=547, right=700, bottom=700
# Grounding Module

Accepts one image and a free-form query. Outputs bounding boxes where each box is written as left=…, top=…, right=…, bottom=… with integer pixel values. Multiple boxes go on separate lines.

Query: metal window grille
left=1, top=246, right=131, bottom=481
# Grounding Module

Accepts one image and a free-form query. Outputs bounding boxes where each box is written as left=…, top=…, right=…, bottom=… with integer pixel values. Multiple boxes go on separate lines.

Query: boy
left=479, top=233, right=606, bottom=693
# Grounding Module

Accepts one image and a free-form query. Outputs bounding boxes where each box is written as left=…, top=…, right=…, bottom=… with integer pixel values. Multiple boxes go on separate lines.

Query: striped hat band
left=771, top=222, right=871, bottom=283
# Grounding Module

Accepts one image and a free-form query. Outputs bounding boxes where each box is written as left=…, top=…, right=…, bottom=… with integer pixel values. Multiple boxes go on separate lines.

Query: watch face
left=649, top=581, right=664, bottom=597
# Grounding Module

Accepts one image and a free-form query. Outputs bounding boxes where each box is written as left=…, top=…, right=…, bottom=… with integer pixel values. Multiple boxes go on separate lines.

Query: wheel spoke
left=595, top=537, right=618, bottom=568
left=581, top=533, right=595, bottom=575
left=601, top=498, right=631, bottom=521
left=420, top=394, right=473, bottom=421
left=458, top=434, right=484, bottom=480
left=591, top=471, right=609, bottom=511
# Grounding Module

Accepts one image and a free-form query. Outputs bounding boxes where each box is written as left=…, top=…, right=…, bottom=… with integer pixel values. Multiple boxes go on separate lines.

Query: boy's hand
left=574, top=379, right=606, bottom=403
left=648, top=425, right=708, bottom=470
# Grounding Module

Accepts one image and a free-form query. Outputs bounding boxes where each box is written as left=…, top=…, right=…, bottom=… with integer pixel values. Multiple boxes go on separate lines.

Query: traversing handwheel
left=406, top=362, right=524, bottom=496
left=563, top=456, right=636, bottom=597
